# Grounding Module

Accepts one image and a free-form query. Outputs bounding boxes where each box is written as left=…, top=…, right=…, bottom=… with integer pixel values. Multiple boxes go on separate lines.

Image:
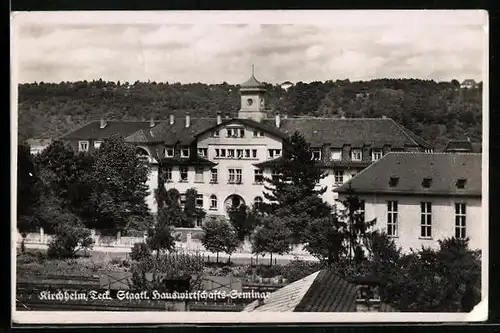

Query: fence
left=16, top=228, right=313, bottom=258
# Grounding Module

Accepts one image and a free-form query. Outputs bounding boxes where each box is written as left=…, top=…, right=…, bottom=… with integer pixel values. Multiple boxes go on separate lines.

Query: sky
left=12, top=11, right=488, bottom=84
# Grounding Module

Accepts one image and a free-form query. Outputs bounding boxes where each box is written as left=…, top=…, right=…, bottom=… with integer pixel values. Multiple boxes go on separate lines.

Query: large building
left=334, top=152, right=482, bottom=251
left=60, top=72, right=434, bottom=227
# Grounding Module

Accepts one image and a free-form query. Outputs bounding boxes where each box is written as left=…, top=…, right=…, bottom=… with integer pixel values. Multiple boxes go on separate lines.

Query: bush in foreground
left=47, top=220, right=94, bottom=259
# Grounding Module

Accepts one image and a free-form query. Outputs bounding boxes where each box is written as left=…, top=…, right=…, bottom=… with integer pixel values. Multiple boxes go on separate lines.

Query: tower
left=238, top=65, right=267, bottom=121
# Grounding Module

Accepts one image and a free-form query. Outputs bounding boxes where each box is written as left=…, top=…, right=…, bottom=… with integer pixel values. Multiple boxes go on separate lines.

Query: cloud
left=14, top=14, right=487, bottom=84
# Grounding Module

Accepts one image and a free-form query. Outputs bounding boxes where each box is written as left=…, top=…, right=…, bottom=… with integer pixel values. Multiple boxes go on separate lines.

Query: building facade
left=334, top=152, right=482, bottom=251
left=60, top=72, right=434, bottom=227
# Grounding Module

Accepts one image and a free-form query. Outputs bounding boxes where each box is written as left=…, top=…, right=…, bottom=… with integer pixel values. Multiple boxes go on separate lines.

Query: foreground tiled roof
left=243, top=270, right=397, bottom=312
left=334, top=152, right=482, bottom=197
left=61, top=117, right=432, bottom=150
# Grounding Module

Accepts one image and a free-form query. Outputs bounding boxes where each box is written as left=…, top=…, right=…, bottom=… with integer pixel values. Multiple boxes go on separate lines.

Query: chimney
left=275, top=112, right=281, bottom=128
left=216, top=111, right=222, bottom=125
left=185, top=112, right=190, bottom=128
left=225, top=113, right=230, bottom=120
left=149, top=117, right=155, bottom=128
left=100, top=118, right=107, bottom=129
left=169, top=114, right=175, bottom=125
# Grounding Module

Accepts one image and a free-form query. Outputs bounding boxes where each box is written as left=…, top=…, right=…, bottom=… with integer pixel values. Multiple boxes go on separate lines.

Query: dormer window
left=268, top=149, right=282, bottom=159
left=94, top=141, right=102, bottom=149
left=181, top=148, right=190, bottom=158
left=372, top=149, right=383, bottom=161
left=197, top=148, right=208, bottom=158
left=253, top=130, right=265, bottom=137
left=165, top=147, right=174, bottom=158
left=389, top=177, right=399, bottom=187
left=456, top=178, right=467, bottom=189
left=351, top=149, right=362, bottom=161
left=212, top=130, right=219, bottom=137
left=422, top=177, right=432, bottom=188
left=239, top=128, right=245, bottom=138
left=78, top=141, right=89, bottom=152
left=330, top=148, right=342, bottom=161
left=311, top=148, right=322, bottom=161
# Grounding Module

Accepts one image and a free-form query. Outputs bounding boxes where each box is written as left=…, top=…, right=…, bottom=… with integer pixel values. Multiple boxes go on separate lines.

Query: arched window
left=254, top=196, right=263, bottom=209
left=210, top=195, right=218, bottom=210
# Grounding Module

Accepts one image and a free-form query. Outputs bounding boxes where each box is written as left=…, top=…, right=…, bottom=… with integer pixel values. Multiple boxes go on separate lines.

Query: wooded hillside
left=17, top=79, right=482, bottom=150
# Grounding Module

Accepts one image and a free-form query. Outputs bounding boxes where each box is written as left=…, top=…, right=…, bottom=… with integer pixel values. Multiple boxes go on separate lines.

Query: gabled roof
left=59, top=121, right=153, bottom=141
left=334, top=152, right=482, bottom=197
left=243, top=269, right=397, bottom=312
left=261, top=118, right=433, bottom=149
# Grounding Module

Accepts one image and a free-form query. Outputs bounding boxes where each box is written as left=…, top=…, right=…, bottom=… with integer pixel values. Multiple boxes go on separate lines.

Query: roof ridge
left=385, top=151, right=482, bottom=156
left=388, top=119, right=423, bottom=147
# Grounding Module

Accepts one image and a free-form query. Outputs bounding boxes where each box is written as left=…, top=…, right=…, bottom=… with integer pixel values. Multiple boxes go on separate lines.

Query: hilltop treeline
left=18, top=79, right=482, bottom=150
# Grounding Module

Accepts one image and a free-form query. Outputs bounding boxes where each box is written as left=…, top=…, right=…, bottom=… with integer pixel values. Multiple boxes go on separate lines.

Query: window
left=227, top=128, right=244, bottom=138
left=228, top=149, right=235, bottom=158
left=387, top=201, right=398, bottom=237
left=254, top=196, right=263, bottom=209
left=424, top=148, right=433, bottom=153
left=212, top=130, right=219, bottom=137
left=358, top=200, right=365, bottom=222
left=237, top=149, right=244, bottom=158
left=311, top=148, right=322, bottom=161
left=196, top=218, right=203, bottom=228
left=78, top=141, right=89, bottom=152
left=268, top=149, right=282, bottom=158
left=236, top=169, right=242, bottom=183
left=165, top=147, right=174, bottom=157
left=252, top=149, right=257, bottom=158
left=220, top=149, right=226, bottom=158
left=456, top=178, right=467, bottom=189
left=196, top=194, right=203, bottom=208
left=334, top=171, right=344, bottom=185
left=210, top=195, right=218, bottom=210
left=197, top=148, right=208, bottom=157
left=272, top=169, right=280, bottom=182
left=227, top=129, right=234, bottom=137
left=422, top=177, right=432, bottom=188
left=228, top=169, right=235, bottom=183
left=210, top=168, right=218, bottom=183
left=195, top=167, right=204, bottom=182
left=215, top=149, right=220, bottom=158
left=94, top=141, right=102, bottom=149
left=420, top=202, right=432, bottom=238
left=351, top=149, right=362, bottom=161
left=239, top=128, right=245, bottom=138
left=389, top=177, right=399, bottom=187
left=245, top=149, right=250, bottom=158
left=330, top=148, right=342, bottom=161
left=181, top=148, right=190, bottom=158
left=180, top=167, right=188, bottom=182
left=372, top=149, right=383, bottom=161
left=455, top=203, right=466, bottom=239
left=180, top=194, right=186, bottom=209
left=165, top=167, right=173, bottom=182
left=254, top=169, right=264, bottom=184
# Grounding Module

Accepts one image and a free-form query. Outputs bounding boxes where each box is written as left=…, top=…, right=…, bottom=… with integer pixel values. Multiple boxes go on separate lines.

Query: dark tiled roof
left=334, top=152, right=482, bottom=197
left=240, top=74, right=266, bottom=90
left=150, top=117, right=218, bottom=145
left=194, top=118, right=286, bottom=141
left=261, top=118, right=433, bottom=149
left=59, top=121, right=153, bottom=141
left=294, top=270, right=398, bottom=312
left=254, top=158, right=372, bottom=169
left=160, top=157, right=217, bottom=167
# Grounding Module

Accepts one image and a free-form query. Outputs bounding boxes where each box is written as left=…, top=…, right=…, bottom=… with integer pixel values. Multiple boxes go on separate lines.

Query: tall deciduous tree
left=251, top=216, right=292, bottom=265
left=228, top=203, right=261, bottom=243
left=261, top=132, right=331, bottom=243
left=303, top=215, right=348, bottom=265
left=201, top=216, right=238, bottom=263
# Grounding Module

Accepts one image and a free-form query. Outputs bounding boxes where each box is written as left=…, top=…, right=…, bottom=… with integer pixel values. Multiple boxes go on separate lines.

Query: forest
left=17, top=78, right=482, bottom=150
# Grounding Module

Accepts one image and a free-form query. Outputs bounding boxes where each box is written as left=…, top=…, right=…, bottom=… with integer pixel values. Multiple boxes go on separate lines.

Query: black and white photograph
left=11, top=10, right=488, bottom=323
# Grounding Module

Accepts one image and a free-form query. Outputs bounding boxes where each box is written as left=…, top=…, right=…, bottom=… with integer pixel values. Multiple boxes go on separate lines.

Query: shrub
left=255, top=265, right=284, bottom=278
left=47, top=222, right=94, bottom=259
left=282, top=260, right=324, bottom=283
left=130, top=242, right=151, bottom=262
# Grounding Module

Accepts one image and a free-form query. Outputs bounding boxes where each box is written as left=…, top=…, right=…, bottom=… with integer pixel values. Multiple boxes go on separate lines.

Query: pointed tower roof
left=240, top=65, right=266, bottom=91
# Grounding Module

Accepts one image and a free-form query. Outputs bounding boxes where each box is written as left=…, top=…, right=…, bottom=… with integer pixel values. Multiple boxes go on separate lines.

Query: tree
left=17, top=143, right=41, bottom=252
left=201, top=216, right=238, bottom=263
left=228, top=203, right=261, bottom=243
left=46, top=213, right=94, bottom=259
left=261, top=132, right=331, bottom=243
left=251, top=216, right=292, bottom=265
left=156, top=188, right=188, bottom=228
left=184, top=188, right=206, bottom=228
left=303, top=215, right=348, bottom=265
left=84, top=135, right=152, bottom=234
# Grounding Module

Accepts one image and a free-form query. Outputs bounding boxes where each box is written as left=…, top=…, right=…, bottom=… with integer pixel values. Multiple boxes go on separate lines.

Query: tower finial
left=252, top=64, right=255, bottom=76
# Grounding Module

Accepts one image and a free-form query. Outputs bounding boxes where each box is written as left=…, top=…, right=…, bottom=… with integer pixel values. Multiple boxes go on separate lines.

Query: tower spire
left=252, top=64, right=255, bottom=77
